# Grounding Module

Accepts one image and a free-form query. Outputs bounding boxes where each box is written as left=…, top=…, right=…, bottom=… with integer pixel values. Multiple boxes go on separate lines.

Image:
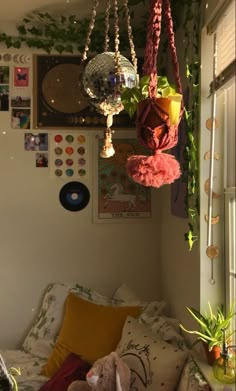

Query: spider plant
left=180, top=302, right=236, bottom=351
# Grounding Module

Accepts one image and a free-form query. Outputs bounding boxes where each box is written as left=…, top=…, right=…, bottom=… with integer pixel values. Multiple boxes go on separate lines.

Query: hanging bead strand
left=123, top=0, right=138, bottom=75
left=104, top=0, right=111, bottom=52
left=82, top=0, right=100, bottom=62
left=113, top=0, right=121, bottom=75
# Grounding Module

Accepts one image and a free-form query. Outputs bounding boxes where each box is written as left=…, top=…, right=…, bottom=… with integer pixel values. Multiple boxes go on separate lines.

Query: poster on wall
left=93, top=137, right=152, bottom=223
left=33, top=55, right=135, bottom=129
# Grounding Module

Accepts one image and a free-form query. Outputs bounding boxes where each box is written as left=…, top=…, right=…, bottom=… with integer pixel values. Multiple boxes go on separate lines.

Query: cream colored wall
left=159, top=186, right=200, bottom=325
left=0, top=46, right=162, bottom=349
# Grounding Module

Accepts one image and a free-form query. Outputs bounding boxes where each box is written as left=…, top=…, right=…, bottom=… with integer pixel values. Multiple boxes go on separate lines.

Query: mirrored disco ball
left=83, top=52, right=138, bottom=116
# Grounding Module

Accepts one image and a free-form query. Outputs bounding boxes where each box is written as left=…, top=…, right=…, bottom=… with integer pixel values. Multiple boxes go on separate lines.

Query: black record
left=59, top=181, right=90, bottom=211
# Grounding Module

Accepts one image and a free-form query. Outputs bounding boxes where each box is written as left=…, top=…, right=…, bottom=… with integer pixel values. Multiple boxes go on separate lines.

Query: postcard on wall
left=93, top=137, right=152, bottom=223
left=14, top=67, right=29, bottom=87
left=0, top=85, right=9, bottom=111
left=12, top=108, right=31, bottom=129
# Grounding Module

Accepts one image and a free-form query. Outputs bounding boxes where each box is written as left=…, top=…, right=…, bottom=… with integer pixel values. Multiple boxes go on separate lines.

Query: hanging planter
left=124, top=0, right=183, bottom=188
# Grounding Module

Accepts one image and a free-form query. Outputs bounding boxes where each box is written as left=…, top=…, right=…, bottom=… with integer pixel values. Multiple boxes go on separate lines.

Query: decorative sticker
left=50, top=132, right=88, bottom=179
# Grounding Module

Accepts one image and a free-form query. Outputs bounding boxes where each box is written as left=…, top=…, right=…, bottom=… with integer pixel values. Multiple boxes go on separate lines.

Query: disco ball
left=83, top=52, right=138, bottom=116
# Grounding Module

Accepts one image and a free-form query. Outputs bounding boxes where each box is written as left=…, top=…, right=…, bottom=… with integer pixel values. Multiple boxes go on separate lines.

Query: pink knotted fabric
left=126, top=0, right=183, bottom=188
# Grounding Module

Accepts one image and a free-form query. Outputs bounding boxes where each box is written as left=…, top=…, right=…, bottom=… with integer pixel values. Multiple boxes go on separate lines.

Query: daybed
left=0, top=283, right=211, bottom=391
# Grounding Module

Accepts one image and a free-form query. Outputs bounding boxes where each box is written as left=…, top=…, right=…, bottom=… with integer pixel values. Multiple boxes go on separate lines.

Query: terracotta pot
left=202, top=342, right=221, bottom=365
left=136, top=97, right=171, bottom=140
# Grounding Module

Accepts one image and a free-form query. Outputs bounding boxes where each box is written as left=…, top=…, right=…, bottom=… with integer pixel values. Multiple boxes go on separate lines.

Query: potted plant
left=121, top=74, right=182, bottom=123
left=179, top=302, right=236, bottom=365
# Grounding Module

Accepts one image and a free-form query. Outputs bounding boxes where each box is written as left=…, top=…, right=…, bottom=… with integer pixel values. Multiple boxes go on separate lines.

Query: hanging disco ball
left=83, top=52, right=138, bottom=116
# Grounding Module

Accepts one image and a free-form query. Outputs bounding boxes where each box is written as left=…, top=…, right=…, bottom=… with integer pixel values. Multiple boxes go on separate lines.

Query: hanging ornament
left=81, top=0, right=139, bottom=157
left=83, top=52, right=137, bottom=117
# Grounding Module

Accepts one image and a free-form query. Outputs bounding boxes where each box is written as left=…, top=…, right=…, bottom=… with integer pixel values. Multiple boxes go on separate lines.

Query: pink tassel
left=126, top=151, right=181, bottom=188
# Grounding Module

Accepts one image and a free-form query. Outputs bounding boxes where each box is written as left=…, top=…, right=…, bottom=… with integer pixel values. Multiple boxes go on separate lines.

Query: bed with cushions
left=0, top=283, right=211, bottom=391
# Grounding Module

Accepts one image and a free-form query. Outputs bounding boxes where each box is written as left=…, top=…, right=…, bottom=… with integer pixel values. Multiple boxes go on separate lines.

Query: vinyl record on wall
left=59, top=181, right=90, bottom=211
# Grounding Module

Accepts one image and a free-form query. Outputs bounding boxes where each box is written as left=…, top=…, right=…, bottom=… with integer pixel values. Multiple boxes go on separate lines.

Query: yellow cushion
left=42, top=292, right=141, bottom=377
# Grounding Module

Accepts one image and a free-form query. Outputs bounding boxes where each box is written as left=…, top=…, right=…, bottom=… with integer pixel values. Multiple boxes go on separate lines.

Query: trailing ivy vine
left=0, top=0, right=201, bottom=250
left=182, top=0, right=201, bottom=250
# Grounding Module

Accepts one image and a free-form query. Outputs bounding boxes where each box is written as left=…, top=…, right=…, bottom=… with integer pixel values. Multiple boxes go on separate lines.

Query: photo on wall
left=0, top=66, right=9, bottom=84
left=11, top=96, right=31, bottom=108
left=35, top=152, right=48, bottom=167
left=93, top=136, right=152, bottom=223
left=12, top=108, right=31, bottom=129
left=0, top=85, right=9, bottom=111
left=24, top=133, right=48, bottom=151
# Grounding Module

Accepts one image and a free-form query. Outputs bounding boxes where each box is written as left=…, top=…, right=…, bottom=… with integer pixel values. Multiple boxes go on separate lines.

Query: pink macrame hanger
left=126, top=0, right=184, bottom=188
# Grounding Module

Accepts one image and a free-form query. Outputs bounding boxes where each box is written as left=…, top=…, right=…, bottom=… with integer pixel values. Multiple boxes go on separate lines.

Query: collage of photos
left=0, top=61, right=47, bottom=169
left=24, top=133, right=49, bottom=168
left=0, top=66, right=9, bottom=111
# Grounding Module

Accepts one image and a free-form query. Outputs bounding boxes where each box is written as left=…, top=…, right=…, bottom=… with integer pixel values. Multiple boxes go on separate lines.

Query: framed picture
left=93, top=133, right=152, bottom=223
left=33, top=54, right=135, bottom=129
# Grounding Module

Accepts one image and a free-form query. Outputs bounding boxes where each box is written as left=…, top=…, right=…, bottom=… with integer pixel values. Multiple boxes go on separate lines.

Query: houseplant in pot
left=179, top=302, right=236, bottom=365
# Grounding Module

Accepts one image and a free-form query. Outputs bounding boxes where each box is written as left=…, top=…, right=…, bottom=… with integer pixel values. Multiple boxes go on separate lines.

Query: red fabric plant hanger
left=126, top=0, right=184, bottom=188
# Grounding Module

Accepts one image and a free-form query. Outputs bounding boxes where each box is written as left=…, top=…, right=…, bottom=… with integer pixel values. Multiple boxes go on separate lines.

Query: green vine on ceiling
left=0, top=0, right=200, bottom=251
left=0, top=0, right=187, bottom=54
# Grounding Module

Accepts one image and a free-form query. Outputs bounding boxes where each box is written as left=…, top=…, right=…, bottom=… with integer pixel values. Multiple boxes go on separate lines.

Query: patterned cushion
left=116, top=316, right=188, bottom=391
left=0, top=349, right=47, bottom=391
left=177, top=358, right=211, bottom=391
left=22, top=283, right=115, bottom=359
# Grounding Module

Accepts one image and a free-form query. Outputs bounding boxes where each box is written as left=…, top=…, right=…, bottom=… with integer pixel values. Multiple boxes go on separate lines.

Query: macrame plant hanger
left=81, top=0, right=138, bottom=158
left=126, top=0, right=184, bottom=188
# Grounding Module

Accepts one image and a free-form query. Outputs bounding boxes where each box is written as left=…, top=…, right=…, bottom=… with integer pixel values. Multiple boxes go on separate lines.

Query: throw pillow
left=116, top=316, right=188, bottom=391
left=42, top=293, right=141, bottom=378
left=39, top=353, right=91, bottom=391
left=140, top=314, right=187, bottom=350
left=22, top=282, right=117, bottom=359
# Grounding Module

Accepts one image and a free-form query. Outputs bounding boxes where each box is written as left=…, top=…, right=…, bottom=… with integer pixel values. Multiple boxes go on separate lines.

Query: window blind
left=215, top=0, right=235, bottom=76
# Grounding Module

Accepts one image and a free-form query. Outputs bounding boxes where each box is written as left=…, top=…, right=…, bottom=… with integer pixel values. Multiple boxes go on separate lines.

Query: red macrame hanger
left=126, top=0, right=184, bottom=188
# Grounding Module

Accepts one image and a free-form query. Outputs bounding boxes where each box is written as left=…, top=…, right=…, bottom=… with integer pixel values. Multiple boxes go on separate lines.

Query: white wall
left=0, top=47, right=162, bottom=349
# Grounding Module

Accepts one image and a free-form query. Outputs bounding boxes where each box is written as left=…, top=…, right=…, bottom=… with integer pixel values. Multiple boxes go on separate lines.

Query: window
left=212, top=0, right=236, bottom=317
left=200, top=0, right=235, bottom=316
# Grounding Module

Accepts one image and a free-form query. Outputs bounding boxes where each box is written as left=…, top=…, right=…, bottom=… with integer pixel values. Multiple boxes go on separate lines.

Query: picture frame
left=33, top=54, right=135, bottom=129
left=93, top=132, right=153, bottom=223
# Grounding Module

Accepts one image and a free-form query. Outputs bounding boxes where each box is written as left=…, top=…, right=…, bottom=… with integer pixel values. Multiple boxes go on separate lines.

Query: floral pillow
left=22, top=283, right=115, bottom=359
left=116, top=316, right=188, bottom=391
